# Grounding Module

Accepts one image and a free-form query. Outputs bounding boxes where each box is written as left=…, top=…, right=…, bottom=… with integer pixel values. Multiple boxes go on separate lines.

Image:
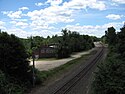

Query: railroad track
left=52, top=47, right=104, bottom=94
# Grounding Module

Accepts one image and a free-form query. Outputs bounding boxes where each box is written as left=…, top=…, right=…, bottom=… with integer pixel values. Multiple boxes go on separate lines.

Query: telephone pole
left=32, top=52, right=35, bottom=87
left=31, top=36, right=35, bottom=87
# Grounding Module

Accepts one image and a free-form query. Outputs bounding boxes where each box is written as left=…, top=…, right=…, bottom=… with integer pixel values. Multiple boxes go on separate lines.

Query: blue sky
left=0, top=0, right=125, bottom=38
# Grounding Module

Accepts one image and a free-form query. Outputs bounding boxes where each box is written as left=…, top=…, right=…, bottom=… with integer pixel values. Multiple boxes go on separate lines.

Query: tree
left=57, top=29, right=71, bottom=58
left=105, top=27, right=117, bottom=45
left=91, top=36, right=100, bottom=42
left=69, top=31, right=81, bottom=52
left=101, top=35, right=107, bottom=44
left=117, top=24, right=125, bottom=58
left=92, top=24, right=125, bottom=94
left=0, top=32, right=31, bottom=81
left=82, top=35, right=94, bottom=50
left=92, top=58, right=125, bottom=94
left=50, top=34, right=60, bottom=43
left=56, top=29, right=95, bottom=58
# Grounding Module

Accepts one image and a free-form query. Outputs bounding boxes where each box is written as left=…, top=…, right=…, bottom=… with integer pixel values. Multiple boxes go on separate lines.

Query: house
left=33, top=44, right=57, bottom=58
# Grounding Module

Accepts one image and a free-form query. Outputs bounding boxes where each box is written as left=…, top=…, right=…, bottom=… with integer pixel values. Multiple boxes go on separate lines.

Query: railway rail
left=52, top=47, right=104, bottom=94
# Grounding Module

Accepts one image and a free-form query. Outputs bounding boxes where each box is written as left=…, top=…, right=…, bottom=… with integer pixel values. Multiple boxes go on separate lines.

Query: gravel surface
left=30, top=48, right=94, bottom=71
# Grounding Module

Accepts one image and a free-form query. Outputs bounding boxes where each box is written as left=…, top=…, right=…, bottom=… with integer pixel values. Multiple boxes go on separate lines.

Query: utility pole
left=31, top=36, right=35, bottom=87
left=3, top=43, right=7, bottom=78
left=32, top=52, right=35, bottom=87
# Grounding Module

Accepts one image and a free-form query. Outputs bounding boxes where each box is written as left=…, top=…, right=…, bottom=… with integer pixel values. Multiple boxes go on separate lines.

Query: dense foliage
left=0, top=70, right=26, bottom=94
left=0, top=32, right=32, bottom=94
left=21, top=29, right=95, bottom=58
left=92, top=24, right=125, bottom=94
left=105, top=27, right=117, bottom=45
left=57, top=29, right=71, bottom=58
left=0, top=32, right=31, bottom=80
left=56, top=29, right=95, bottom=58
left=117, top=26, right=125, bottom=58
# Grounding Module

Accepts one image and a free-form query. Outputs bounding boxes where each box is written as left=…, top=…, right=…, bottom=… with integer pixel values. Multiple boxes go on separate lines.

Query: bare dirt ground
left=30, top=48, right=95, bottom=71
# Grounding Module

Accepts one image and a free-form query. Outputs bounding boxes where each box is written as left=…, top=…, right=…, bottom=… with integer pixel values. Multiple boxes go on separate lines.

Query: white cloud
left=10, top=21, right=28, bottom=29
left=65, top=22, right=124, bottom=37
left=2, top=0, right=106, bottom=30
left=3, top=11, right=23, bottom=19
left=35, top=2, right=44, bottom=6
left=0, top=21, right=6, bottom=30
left=111, top=3, right=118, bottom=6
left=112, top=0, right=125, bottom=4
left=6, top=28, right=30, bottom=38
left=16, top=22, right=28, bottom=28
left=102, top=22, right=124, bottom=29
left=12, top=19, right=28, bottom=22
left=46, top=0, right=63, bottom=6
left=65, top=24, right=103, bottom=37
left=19, top=7, right=29, bottom=11
left=40, top=1, right=107, bottom=24
left=30, top=21, right=56, bottom=30
left=3, top=21, right=124, bottom=38
left=89, top=1, right=106, bottom=10
left=63, top=0, right=106, bottom=10
left=6, top=27, right=55, bottom=38
left=5, top=0, right=106, bottom=27
left=27, top=5, right=74, bottom=28
left=0, top=21, right=5, bottom=26
left=2, top=7, right=28, bottom=20
left=106, top=14, right=122, bottom=20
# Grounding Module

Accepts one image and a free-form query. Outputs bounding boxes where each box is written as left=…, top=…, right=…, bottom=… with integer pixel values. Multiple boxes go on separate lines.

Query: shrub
left=92, top=55, right=125, bottom=94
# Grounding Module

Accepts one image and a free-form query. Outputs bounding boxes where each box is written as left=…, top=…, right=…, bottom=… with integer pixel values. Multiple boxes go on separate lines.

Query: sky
left=0, top=0, right=125, bottom=38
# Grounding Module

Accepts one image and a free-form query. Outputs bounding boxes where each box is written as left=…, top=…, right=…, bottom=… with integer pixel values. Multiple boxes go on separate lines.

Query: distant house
left=34, top=44, right=57, bottom=58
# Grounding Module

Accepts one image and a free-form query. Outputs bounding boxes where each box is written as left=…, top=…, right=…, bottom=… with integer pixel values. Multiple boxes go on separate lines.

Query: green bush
left=92, top=55, right=125, bottom=94
left=92, top=24, right=125, bottom=94
left=0, top=70, right=26, bottom=94
left=0, top=32, right=34, bottom=93
left=0, top=32, right=31, bottom=81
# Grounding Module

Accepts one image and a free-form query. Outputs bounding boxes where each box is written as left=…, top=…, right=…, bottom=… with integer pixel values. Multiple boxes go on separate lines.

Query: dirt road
left=30, top=48, right=95, bottom=71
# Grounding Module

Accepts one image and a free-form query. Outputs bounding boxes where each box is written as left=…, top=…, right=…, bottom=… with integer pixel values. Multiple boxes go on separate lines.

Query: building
left=34, top=44, right=57, bottom=58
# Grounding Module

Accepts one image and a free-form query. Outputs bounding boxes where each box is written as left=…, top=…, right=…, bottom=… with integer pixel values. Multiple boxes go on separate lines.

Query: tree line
left=92, top=23, right=125, bottom=94
left=21, top=29, right=97, bottom=58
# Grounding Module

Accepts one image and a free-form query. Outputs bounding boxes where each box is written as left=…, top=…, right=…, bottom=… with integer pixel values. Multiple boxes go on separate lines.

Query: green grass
left=36, top=50, right=97, bottom=84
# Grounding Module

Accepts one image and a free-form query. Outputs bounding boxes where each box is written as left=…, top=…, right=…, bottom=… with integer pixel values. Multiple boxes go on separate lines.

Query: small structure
left=34, top=44, right=57, bottom=58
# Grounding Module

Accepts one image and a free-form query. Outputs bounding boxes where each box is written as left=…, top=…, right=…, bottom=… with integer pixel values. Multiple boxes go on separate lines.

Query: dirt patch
left=30, top=48, right=95, bottom=71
